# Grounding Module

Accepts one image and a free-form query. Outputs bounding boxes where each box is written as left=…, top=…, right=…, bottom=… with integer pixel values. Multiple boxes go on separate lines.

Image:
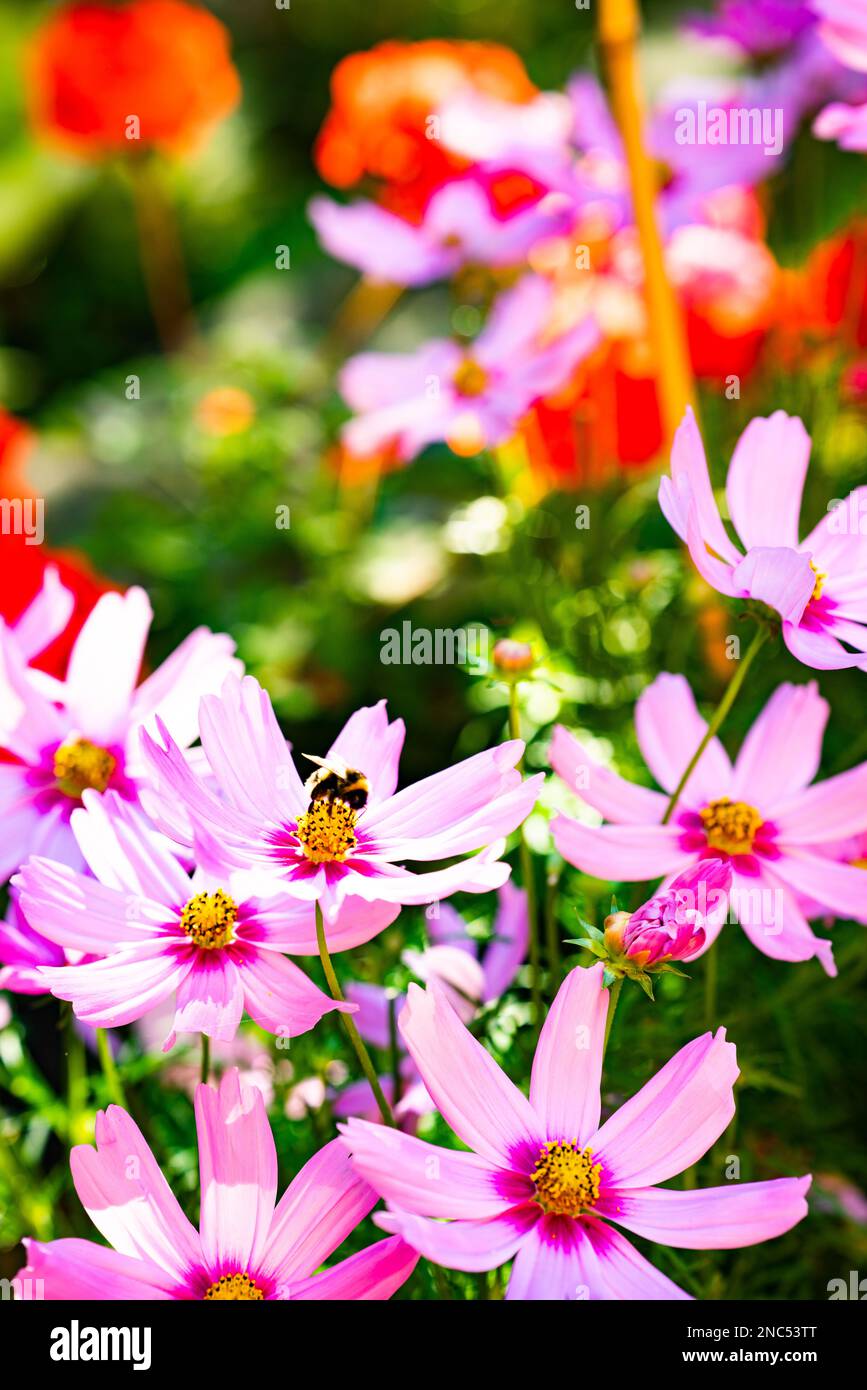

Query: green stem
left=316, top=903, right=396, bottom=1127
left=128, top=150, right=195, bottom=351
left=387, top=991, right=401, bottom=1107
left=508, top=682, right=542, bottom=1028
left=95, top=1028, right=126, bottom=1110
left=201, top=1034, right=211, bottom=1087
left=704, top=944, right=719, bottom=1031
left=661, top=625, right=769, bottom=825
left=602, top=977, right=624, bottom=1063
left=545, top=864, right=562, bottom=997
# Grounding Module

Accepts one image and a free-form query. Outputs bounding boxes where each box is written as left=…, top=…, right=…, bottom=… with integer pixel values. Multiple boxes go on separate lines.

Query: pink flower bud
left=492, top=639, right=535, bottom=674
left=620, top=859, right=732, bottom=968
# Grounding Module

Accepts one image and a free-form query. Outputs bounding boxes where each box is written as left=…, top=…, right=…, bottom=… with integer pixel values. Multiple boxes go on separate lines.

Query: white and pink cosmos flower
left=335, top=882, right=529, bottom=1128
left=16, top=790, right=398, bottom=1047
left=338, top=274, right=599, bottom=461
left=344, top=965, right=810, bottom=1300
left=17, top=1068, right=417, bottom=1300
left=0, top=585, right=240, bottom=879
left=138, top=674, right=542, bottom=923
left=659, top=408, right=867, bottom=670
left=550, top=674, right=867, bottom=974
left=309, top=179, right=575, bottom=288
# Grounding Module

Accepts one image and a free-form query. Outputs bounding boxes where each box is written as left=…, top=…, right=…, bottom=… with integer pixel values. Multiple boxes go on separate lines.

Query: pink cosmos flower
left=16, top=789, right=398, bottom=1047
left=309, top=179, right=574, bottom=288
left=659, top=408, right=867, bottom=670
left=17, top=1068, right=417, bottom=1300
left=0, top=888, right=68, bottom=994
left=338, top=274, right=600, bottom=461
left=550, top=674, right=867, bottom=974
left=343, top=965, right=810, bottom=1299
left=334, top=882, right=529, bottom=1128
left=139, top=674, right=542, bottom=923
left=812, top=0, right=867, bottom=148
left=0, top=585, right=240, bottom=879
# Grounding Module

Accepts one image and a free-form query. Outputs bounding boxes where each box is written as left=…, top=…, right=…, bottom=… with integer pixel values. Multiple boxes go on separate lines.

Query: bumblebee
left=302, top=754, right=370, bottom=812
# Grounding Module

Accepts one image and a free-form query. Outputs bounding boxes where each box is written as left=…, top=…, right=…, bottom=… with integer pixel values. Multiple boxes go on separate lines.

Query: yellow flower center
left=53, top=739, right=117, bottom=798
left=294, top=799, right=358, bottom=863
left=700, top=797, right=763, bottom=855
left=810, top=560, right=826, bottom=602
left=180, top=890, right=238, bottom=950
left=203, top=1272, right=264, bottom=1301
left=452, top=358, right=489, bottom=398
left=531, top=1140, right=602, bottom=1218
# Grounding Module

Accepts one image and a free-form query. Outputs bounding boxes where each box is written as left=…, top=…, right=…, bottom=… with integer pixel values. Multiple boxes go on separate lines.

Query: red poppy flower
left=28, top=1, right=240, bottom=158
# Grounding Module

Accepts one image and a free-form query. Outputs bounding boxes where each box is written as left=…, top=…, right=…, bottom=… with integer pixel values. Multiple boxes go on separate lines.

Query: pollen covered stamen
left=532, top=1140, right=602, bottom=1218
left=181, top=890, right=238, bottom=950
left=203, top=1271, right=264, bottom=1301
left=700, top=796, right=763, bottom=855
left=53, top=739, right=117, bottom=798
left=810, top=560, right=826, bottom=601
left=294, top=799, right=358, bottom=863
left=452, top=357, right=489, bottom=398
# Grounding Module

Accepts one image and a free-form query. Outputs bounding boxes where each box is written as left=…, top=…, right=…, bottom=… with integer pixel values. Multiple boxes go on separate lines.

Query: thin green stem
left=95, top=1028, right=126, bottom=1110
left=661, top=625, right=769, bottom=825
left=545, top=864, right=562, bottom=997
left=387, top=991, right=401, bottom=1108
left=602, top=977, right=624, bottom=1063
left=704, top=945, right=719, bottom=1031
left=316, top=903, right=396, bottom=1127
left=201, top=1034, right=211, bottom=1087
left=508, top=682, right=541, bottom=1029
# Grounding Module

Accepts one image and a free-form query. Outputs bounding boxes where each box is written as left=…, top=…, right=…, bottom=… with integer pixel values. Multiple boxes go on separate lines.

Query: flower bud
left=621, top=859, right=732, bottom=968
left=492, top=639, right=535, bottom=675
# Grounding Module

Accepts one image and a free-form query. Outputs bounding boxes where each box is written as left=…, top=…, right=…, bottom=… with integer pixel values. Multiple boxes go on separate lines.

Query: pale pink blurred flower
left=309, top=179, right=574, bottom=287
left=334, top=884, right=529, bottom=1130
left=338, top=275, right=599, bottom=462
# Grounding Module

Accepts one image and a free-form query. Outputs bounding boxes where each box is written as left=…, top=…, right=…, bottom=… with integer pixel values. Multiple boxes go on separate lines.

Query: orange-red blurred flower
left=314, top=40, right=536, bottom=221
left=781, top=221, right=867, bottom=348
left=28, top=1, right=240, bottom=159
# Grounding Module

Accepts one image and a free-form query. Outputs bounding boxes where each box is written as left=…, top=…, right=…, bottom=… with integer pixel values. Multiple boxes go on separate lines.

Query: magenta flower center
left=294, top=799, right=358, bottom=863
left=180, top=890, right=238, bottom=950
left=531, top=1140, right=602, bottom=1218
left=452, top=358, right=489, bottom=398
left=203, top=1271, right=264, bottom=1301
left=700, top=797, right=763, bottom=855
left=53, top=739, right=117, bottom=799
